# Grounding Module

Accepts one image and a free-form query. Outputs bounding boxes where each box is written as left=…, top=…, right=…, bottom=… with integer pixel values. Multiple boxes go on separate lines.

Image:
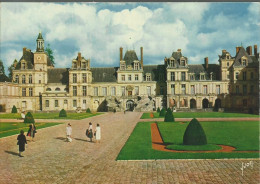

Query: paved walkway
left=0, top=112, right=259, bottom=184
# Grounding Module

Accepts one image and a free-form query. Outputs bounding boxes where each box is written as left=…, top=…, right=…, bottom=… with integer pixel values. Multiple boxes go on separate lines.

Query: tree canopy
left=8, top=59, right=17, bottom=79
left=0, top=60, right=5, bottom=75
left=45, top=44, right=55, bottom=65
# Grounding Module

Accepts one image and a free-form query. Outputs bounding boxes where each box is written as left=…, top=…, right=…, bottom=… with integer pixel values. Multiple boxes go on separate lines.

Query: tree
left=45, top=44, right=55, bottom=65
left=24, top=112, right=35, bottom=124
left=0, top=60, right=5, bottom=75
left=159, top=108, right=166, bottom=117
left=59, top=109, right=67, bottom=117
left=156, top=107, right=160, bottom=113
left=86, top=108, right=91, bottom=113
left=164, top=108, right=174, bottom=122
left=8, top=59, right=18, bottom=79
left=11, top=105, right=17, bottom=113
left=183, top=118, right=207, bottom=145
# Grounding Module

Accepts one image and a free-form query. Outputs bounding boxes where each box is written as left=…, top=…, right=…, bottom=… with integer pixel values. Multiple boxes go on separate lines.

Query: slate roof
left=233, top=47, right=254, bottom=67
left=188, top=64, right=220, bottom=80
left=123, top=50, right=139, bottom=66
left=0, top=74, right=11, bottom=82
left=47, top=68, right=69, bottom=84
left=16, top=50, right=34, bottom=69
left=92, top=67, right=118, bottom=82
left=143, top=65, right=166, bottom=81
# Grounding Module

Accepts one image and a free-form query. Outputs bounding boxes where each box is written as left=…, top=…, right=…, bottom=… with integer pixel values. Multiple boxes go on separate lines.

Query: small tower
left=36, top=32, right=44, bottom=52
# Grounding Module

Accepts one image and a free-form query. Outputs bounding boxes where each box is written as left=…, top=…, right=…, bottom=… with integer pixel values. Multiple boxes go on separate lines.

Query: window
left=236, top=85, right=239, bottom=94
left=83, top=86, right=87, bottom=96
left=242, top=59, right=246, bottom=66
left=243, top=85, right=247, bottom=95
left=236, top=72, right=239, bottom=80
left=216, top=85, right=220, bottom=94
left=111, top=87, right=116, bottom=96
left=73, top=74, right=77, bottom=83
left=160, top=86, right=164, bottom=95
left=64, top=99, right=67, bottom=104
left=55, top=87, right=60, bottom=91
left=227, top=74, right=230, bottom=79
left=73, top=100, right=77, bottom=107
left=15, top=75, right=19, bottom=83
left=181, top=72, right=186, bottom=81
left=181, top=84, right=186, bottom=94
left=73, top=86, right=77, bottom=96
left=73, top=62, right=77, bottom=69
left=45, top=100, right=49, bottom=107
left=121, top=63, right=125, bottom=70
left=22, top=101, right=26, bottom=108
left=250, top=72, right=254, bottom=80
left=83, top=100, right=86, bottom=104
left=22, top=75, right=26, bottom=84
left=121, top=75, right=125, bottom=81
left=29, top=88, right=33, bottom=96
left=121, top=87, right=125, bottom=96
left=82, top=62, right=86, bottom=69
left=191, top=85, right=195, bottom=94
left=29, top=75, right=32, bottom=84
left=55, top=100, right=59, bottom=107
left=22, top=88, right=26, bottom=96
left=134, top=63, right=139, bottom=70
left=102, top=87, right=107, bottom=96
left=46, top=88, right=51, bottom=91
left=171, top=84, right=175, bottom=95
left=128, top=75, right=131, bottom=81
left=135, top=86, right=139, bottom=95
left=22, top=63, right=26, bottom=69
left=135, top=74, right=139, bottom=81
left=39, top=80, right=41, bottom=84
left=227, top=62, right=229, bottom=67
left=147, top=86, right=151, bottom=96
left=203, top=85, right=207, bottom=94
left=94, top=87, right=98, bottom=96
left=82, top=73, right=87, bottom=83
left=201, top=75, right=205, bottom=80
left=243, top=99, right=247, bottom=106
left=243, top=72, right=247, bottom=80
left=190, top=75, right=194, bottom=80
left=170, top=72, right=175, bottom=81
left=146, top=74, right=151, bottom=81
left=250, top=85, right=254, bottom=93
left=170, top=60, right=174, bottom=67
left=180, top=60, right=185, bottom=66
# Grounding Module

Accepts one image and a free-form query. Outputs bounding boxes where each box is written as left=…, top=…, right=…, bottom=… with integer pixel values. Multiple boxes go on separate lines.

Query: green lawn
left=166, top=144, right=221, bottom=151
left=0, top=112, right=102, bottom=120
left=0, top=122, right=62, bottom=138
left=116, top=121, right=259, bottom=160
left=141, top=112, right=259, bottom=119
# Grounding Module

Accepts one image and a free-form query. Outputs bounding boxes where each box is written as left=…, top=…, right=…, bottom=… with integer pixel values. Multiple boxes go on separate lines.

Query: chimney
left=78, top=52, right=81, bottom=61
left=177, top=49, right=181, bottom=52
left=246, top=46, right=252, bottom=55
left=236, top=46, right=241, bottom=54
left=140, top=47, right=143, bottom=68
left=164, top=57, right=168, bottom=65
left=120, top=47, right=123, bottom=61
left=23, top=47, right=26, bottom=55
left=204, top=57, right=208, bottom=70
left=254, top=45, right=257, bottom=57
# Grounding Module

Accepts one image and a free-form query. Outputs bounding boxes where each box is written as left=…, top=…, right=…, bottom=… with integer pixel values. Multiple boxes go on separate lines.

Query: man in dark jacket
left=17, top=130, right=27, bottom=157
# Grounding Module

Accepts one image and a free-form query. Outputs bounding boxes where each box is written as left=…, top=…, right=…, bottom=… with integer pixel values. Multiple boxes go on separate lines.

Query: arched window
left=55, top=87, right=61, bottom=91
left=46, top=88, right=51, bottom=91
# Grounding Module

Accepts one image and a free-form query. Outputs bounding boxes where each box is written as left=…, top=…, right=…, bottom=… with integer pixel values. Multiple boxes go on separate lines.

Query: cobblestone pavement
left=0, top=112, right=259, bottom=184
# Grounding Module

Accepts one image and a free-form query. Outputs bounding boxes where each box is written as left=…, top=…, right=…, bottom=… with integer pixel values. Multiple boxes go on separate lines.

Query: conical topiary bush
left=157, top=107, right=160, bottom=113
left=159, top=108, right=166, bottom=117
left=11, top=105, right=17, bottom=113
left=59, top=109, right=67, bottom=117
left=86, top=108, right=91, bottom=113
left=183, top=118, right=207, bottom=145
left=24, top=112, right=35, bottom=124
left=164, top=108, right=175, bottom=122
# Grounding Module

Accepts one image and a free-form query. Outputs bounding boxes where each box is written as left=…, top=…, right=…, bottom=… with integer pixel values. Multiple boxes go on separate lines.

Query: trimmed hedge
left=164, top=108, right=175, bottom=122
left=157, top=107, right=160, bottom=113
left=183, top=118, right=207, bottom=145
left=24, top=112, right=35, bottom=124
left=159, top=108, right=166, bottom=117
left=86, top=108, right=91, bottom=113
left=11, top=105, right=17, bottom=113
left=59, top=109, right=67, bottom=117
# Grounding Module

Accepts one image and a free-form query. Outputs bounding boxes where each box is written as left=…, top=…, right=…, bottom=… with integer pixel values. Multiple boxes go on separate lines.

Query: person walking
left=86, top=122, right=93, bottom=142
left=95, top=124, right=101, bottom=143
left=66, top=123, right=72, bottom=142
left=27, top=123, right=36, bottom=141
left=17, top=130, right=27, bottom=157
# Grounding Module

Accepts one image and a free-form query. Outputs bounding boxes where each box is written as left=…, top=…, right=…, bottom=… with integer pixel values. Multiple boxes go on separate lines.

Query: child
left=66, top=123, right=72, bottom=142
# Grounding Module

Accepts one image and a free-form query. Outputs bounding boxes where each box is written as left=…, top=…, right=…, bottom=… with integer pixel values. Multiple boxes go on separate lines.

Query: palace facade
left=0, top=33, right=259, bottom=113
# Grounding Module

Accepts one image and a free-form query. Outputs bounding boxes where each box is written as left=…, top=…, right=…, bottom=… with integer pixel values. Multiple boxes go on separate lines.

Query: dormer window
left=190, top=74, right=195, bottom=80
left=180, top=60, right=185, bottom=66
left=134, top=62, right=139, bottom=70
left=73, top=62, right=77, bottom=69
left=146, top=73, right=151, bottom=81
left=21, top=62, right=26, bottom=70
left=227, top=55, right=230, bottom=59
left=242, top=59, right=246, bottom=66
left=227, top=62, right=229, bottom=67
left=169, top=60, right=174, bottom=67
left=82, top=62, right=86, bottom=69
left=200, top=74, right=205, bottom=80
left=120, top=62, right=126, bottom=70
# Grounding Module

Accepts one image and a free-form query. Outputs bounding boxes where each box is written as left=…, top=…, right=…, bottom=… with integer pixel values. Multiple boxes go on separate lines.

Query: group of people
left=66, top=122, right=101, bottom=143
left=17, top=123, right=37, bottom=157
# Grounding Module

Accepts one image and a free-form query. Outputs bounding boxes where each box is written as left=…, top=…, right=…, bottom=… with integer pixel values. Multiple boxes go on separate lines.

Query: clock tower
left=34, top=32, right=48, bottom=72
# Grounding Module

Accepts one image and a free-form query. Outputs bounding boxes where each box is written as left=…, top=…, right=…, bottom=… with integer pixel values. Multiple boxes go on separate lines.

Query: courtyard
left=0, top=112, right=259, bottom=184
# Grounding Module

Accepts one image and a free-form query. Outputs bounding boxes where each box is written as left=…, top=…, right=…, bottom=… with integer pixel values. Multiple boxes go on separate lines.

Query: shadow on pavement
left=5, top=151, right=20, bottom=156
left=55, top=137, right=67, bottom=142
left=74, top=138, right=92, bottom=142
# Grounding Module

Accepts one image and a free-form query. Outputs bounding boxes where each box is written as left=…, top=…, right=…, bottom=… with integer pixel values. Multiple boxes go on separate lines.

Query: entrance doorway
left=202, top=98, right=209, bottom=108
left=190, top=99, right=196, bottom=109
left=126, top=100, right=134, bottom=111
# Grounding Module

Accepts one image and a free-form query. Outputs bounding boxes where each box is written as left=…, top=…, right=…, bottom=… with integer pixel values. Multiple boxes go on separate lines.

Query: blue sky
left=1, top=2, right=259, bottom=75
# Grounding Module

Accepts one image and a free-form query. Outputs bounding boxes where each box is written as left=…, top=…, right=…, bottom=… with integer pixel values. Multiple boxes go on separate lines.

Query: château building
left=0, top=33, right=259, bottom=113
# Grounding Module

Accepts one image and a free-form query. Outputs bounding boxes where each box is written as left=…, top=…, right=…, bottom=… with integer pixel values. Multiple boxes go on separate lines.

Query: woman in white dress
left=95, top=124, right=101, bottom=143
